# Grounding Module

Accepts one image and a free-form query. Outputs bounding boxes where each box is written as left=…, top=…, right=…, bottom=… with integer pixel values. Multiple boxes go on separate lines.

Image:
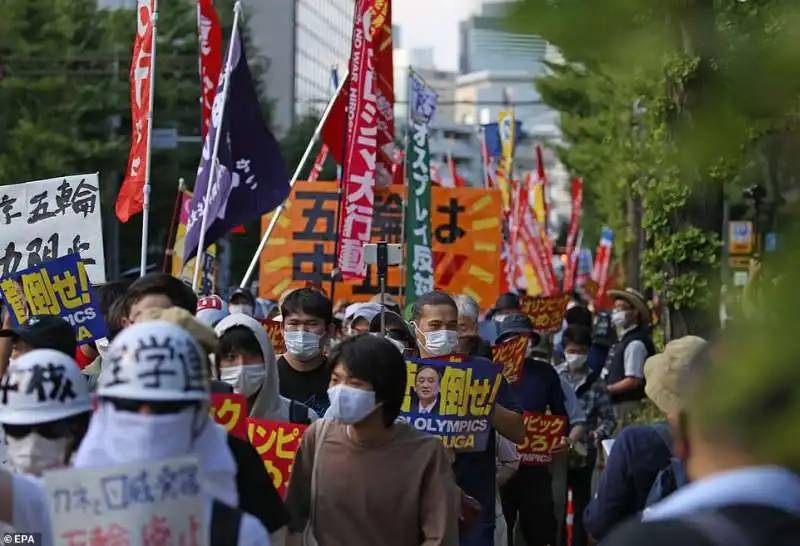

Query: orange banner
left=209, top=393, right=248, bottom=440
left=247, top=418, right=309, bottom=498
left=260, top=319, right=285, bottom=354
left=517, top=411, right=568, bottom=466
left=491, top=335, right=527, bottom=384
left=520, top=294, right=570, bottom=333
left=258, top=182, right=502, bottom=307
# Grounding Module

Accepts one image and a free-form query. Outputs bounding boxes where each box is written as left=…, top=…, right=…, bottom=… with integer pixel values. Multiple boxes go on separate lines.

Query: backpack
left=210, top=499, right=242, bottom=545
left=644, top=422, right=689, bottom=507
left=289, top=399, right=313, bottom=425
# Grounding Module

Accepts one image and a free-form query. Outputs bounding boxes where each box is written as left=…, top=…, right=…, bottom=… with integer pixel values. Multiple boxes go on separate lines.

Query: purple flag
left=482, top=121, right=524, bottom=158
left=183, top=34, right=289, bottom=264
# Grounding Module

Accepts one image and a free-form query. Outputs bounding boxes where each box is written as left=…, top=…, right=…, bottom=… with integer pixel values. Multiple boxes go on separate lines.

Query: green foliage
left=280, top=113, right=338, bottom=182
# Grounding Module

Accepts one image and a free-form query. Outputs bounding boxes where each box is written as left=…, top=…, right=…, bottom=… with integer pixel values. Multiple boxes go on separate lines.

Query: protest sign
left=0, top=173, right=105, bottom=283
left=209, top=393, right=248, bottom=440
left=247, top=418, right=308, bottom=498
left=0, top=254, right=109, bottom=344
left=258, top=182, right=502, bottom=307
left=260, top=319, right=285, bottom=354
left=172, top=190, right=217, bottom=295
left=520, top=294, right=571, bottom=333
left=397, top=357, right=501, bottom=452
left=517, top=411, right=568, bottom=466
left=44, top=456, right=207, bottom=546
left=491, top=335, right=528, bottom=384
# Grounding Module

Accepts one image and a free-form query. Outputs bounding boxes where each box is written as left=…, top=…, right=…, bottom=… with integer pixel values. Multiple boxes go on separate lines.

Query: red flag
left=197, top=0, right=223, bottom=139
left=115, top=0, right=156, bottom=223
left=563, top=177, right=583, bottom=292
left=447, top=149, right=466, bottom=188
left=535, top=144, right=549, bottom=227
left=321, top=1, right=395, bottom=188
left=308, top=144, right=329, bottom=182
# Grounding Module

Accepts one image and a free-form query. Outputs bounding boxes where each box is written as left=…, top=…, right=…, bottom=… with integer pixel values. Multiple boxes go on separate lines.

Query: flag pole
left=239, top=71, right=349, bottom=288
left=162, top=177, right=186, bottom=273
left=192, top=1, right=243, bottom=292
left=140, top=0, right=159, bottom=277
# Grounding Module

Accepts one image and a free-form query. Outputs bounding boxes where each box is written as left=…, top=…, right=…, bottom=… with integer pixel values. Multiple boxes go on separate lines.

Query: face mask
left=324, top=384, right=377, bottom=424
left=219, top=364, right=265, bottom=398
left=611, top=310, right=628, bottom=327
left=5, top=433, right=69, bottom=476
left=284, top=330, right=323, bottom=360
left=418, top=328, right=458, bottom=356
left=99, top=405, right=196, bottom=464
left=565, top=354, right=588, bottom=370
left=229, top=304, right=253, bottom=317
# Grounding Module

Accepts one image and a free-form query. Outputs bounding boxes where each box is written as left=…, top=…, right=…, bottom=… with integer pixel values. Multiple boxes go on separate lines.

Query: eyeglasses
left=3, top=420, right=72, bottom=440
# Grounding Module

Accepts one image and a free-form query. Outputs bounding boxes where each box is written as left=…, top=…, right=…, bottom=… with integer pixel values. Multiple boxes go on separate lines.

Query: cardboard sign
left=247, top=418, right=308, bottom=498
left=520, top=294, right=570, bottom=333
left=491, top=335, right=527, bottom=384
left=517, top=411, right=568, bottom=466
left=209, top=392, right=248, bottom=440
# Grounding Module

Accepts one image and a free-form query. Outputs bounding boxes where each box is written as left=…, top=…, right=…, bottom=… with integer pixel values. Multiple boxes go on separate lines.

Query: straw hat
left=644, top=335, right=706, bottom=415
left=608, top=287, right=651, bottom=325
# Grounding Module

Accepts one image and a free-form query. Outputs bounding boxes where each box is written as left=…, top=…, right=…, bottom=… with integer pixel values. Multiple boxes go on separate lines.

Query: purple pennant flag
left=481, top=121, right=524, bottom=158
left=183, top=34, right=289, bottom=264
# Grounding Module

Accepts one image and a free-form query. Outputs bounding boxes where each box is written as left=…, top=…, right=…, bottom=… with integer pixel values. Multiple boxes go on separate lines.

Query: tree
left=513, top=0, right=800, bottom=338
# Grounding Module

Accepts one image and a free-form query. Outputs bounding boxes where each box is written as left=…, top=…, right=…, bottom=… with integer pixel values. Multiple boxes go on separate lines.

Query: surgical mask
left=417, top=327, right=458, bottom=356
left=95, top=337, right=110, bottom=360
left=219, top=364, right=265, bottom=398
left=611, top=310, right=628, bottom=327
left=5, top=433, right=69, bottom=476
left=284, top=330, right=322, bottom=360
left=565, top=354, right=588, bottom=370
left=324, top=384, right=377, bottom=424
left=98, top=405, right=196, bottom=464
left=229, top=304, right=254, bottom=317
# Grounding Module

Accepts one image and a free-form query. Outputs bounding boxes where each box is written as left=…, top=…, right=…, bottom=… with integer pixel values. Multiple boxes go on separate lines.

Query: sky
left=393, top=0, right=481, bottom=72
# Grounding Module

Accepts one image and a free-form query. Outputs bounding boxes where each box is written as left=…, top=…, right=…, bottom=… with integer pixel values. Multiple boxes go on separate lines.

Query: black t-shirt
left=277, top=356, right=331, bottom=415
left=226, top=434, right=289, bottom=533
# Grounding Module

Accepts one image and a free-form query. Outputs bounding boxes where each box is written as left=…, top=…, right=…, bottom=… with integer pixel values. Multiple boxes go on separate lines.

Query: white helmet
left=0, top=349, right=92, bottom=426
left=98, top=321, right=209, bottom=402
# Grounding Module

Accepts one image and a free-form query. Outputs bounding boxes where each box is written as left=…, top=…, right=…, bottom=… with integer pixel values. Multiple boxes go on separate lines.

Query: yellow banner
left=498, top=110, right=515, bottom=212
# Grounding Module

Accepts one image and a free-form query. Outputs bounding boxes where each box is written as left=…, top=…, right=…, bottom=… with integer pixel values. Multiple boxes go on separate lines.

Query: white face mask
left=416, top=326, right=458, bottom=357
left=565, top=353, right=588, bottom=371
left=611, top=310, right=628, bottom=328
left=219, top=364, right=266, bottom=398
left=5, top=433, right=69, bottom=476
left=284, top=330, right=323, bottom=360
left=324, top=384, right=377, bottom=424
left=98, top=405, right=197, bottom=464
left=229, top=304, right=254, bottom=317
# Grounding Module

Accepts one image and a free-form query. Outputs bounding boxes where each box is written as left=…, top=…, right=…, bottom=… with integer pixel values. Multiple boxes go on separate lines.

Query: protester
left=196, top=294, right=230, bottom=328
left=584, top=336, right=705, bottom=541
left=370, top=293, right=402, bottom=315
left=603, top=329, right=800, bottom=545
left=277, top=288, right=333, bottom=416
left=122, top=272, right=198, bottom=325
left=74, top=280, right=129, bottom=369
left=368, top=310, right=417, bottom=356
left=487, top=293, right=521, bottom=322
left=140, top=306, right=291, bottom=539
left=82, top=298, right=128, bottom=389
left=556, top=325, right=616, bottom=546
left=455, top=294, right=493, bottom=357
left=495, top=434, right=520, bottom=546
left=344, top=302, right=382, bottom=336
left=74, top=321, right=269, bottom=544
left=228, top=287, right=257, bottom=317
left=0, top=315, right=77, bottom=365
left=494, top=313, right=568, bottom=546
left=604, top=287, right=656, bottom=425
left=215, top=313, right=318, bottom=424
left=284, top=334, right=460, bottom=546
left=411, top=290, right=525, bottom=546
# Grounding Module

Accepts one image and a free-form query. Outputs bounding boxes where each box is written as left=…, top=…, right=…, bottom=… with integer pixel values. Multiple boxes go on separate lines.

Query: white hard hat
left=98, top=321, right=209, bottom=402
left=0, top=349, right=92, bottom=426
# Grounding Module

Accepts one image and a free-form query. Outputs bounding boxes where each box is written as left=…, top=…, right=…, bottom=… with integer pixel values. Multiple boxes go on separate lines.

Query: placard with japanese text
left=209, top=392, right=248, bottom=440
left=491, top=335, right=527, bottom=385
left=259, top=319, right=285, bottom=354
left=0, top=173, right=105, bottom=283
left=0, top=254, right=109, bottom=345
left=520, top=294, right=570, bottom=333
left=517, top=411, right=568, bottom=466
left=44, top=456, right=207, bottom=546
left=258, top=182, right=502, bottom=306
left=246, top=418, right=308, bottom=498
left=397, top=357, right=502, bottom=452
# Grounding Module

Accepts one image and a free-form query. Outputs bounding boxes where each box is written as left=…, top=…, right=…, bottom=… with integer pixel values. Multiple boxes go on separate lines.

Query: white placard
left=44, top=456, right=207, bottom=546
left=0, top=173, right=105, bottom=283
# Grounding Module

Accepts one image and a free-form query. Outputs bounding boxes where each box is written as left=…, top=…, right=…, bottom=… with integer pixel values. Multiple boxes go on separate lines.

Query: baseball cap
left=0, top=315, right=77, bottom=357
left=228, top=287, right=255, bottom=307
left=196, top=295, right=229, bottom=327
left=495, top=313, right=540, bottom=345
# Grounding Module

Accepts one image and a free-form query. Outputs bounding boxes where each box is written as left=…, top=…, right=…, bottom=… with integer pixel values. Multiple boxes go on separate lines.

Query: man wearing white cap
left=344, top=302, right=383, bottom=336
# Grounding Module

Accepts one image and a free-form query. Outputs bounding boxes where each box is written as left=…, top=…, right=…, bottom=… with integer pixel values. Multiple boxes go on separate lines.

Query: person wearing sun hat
left=604, top=287, right=657, bottom=425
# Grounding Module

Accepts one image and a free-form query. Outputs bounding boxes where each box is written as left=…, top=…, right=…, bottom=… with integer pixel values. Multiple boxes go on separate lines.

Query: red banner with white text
left=563, top=177, right=583, bottom=292
left=197, top=0, right=223, bottom=139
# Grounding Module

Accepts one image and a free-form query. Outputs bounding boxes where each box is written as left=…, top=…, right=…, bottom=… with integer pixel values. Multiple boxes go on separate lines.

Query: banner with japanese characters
left=260, top=319, right=285, bottom=354
left=397, top=357, right=501, bottom=453
left=517, top=412, right=568, bottom=466
left=491, top=335, right=527, bottom=385
left=0, top=254, right=109, bottom=345
left=404, top=70, right=437, bottom=307
left=258, top=182, right=502, bottom=307
left=209, top=392, right=248, bottom=440
left=519, top=294, right=570, bottom=333
left=247, top=418, right=309, bottom=499
left=44, top=456, right=207, bottom=546
left=0, top=173, right=105, bottom=283
left=172, top=190, right=217, bottom=295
